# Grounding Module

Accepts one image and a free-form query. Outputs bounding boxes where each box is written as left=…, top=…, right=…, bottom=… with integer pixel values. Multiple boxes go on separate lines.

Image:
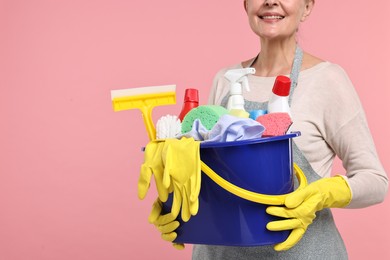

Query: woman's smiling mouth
left=260, top=15, right=285, bottom=20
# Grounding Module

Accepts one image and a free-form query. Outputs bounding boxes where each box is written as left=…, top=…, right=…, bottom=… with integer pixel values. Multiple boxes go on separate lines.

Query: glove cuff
left=328, top=175, right=352, bottom=208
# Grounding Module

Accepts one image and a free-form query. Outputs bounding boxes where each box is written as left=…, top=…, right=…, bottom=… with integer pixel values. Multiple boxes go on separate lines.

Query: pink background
left=1, top=1, right=389, bottom=259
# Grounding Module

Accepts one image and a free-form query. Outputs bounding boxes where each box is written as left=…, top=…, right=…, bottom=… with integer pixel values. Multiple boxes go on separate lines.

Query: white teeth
left=261, top=15, right=283, bottom=19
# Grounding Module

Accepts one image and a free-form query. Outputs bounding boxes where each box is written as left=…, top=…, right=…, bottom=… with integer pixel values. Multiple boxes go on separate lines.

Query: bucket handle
left=200, top=162, right=307, bottom=206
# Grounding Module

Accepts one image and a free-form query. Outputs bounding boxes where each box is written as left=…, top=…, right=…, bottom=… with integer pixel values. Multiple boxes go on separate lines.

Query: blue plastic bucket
left=162, top=132, right=300, bottom=246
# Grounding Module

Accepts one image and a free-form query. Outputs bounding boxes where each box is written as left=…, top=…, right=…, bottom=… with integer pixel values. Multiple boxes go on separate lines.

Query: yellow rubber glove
left=149, top=198, right=185, bottom=250
left=266, top=175, right=352, bottom=251
left=138, top=140, right=171, bottom=202
left=162, top=137, right=201, bottom=222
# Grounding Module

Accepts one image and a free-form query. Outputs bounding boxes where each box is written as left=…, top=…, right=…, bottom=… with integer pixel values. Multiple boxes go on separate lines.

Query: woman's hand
left=266, top=175, right=352, bottom=251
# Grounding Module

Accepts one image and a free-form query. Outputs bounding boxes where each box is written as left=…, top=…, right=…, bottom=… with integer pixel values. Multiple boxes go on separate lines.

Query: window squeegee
left=111, top=85, right=176, bottom=140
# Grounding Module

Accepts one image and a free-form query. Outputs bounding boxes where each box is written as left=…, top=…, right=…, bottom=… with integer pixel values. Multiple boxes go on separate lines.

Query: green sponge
left=181, top=105, right=228, bottom=134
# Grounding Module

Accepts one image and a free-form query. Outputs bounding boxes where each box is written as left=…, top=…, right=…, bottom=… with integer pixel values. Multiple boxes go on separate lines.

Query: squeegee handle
left=140, top=106, right=156, bottom=141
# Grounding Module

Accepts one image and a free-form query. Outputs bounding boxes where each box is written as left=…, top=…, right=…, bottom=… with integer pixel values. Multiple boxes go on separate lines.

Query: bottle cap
left=272, top=76, right=291, bottom=97
left=184, top=88, right=199, bottom=102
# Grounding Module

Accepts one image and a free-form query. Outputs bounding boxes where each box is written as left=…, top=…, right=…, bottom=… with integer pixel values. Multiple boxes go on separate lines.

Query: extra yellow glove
left=162, top=137, right=201, bottom=222
left=138, top=140, right=171, bottom=202
left=266, top=175, right=352, bottom=251
left=149, top=198, right=185, bottom=250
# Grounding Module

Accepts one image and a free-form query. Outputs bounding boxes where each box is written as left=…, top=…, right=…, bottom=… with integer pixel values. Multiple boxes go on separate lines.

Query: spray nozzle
left=224, top=68, right=256, bottom=112
left=224, top=68, right=255, bottom=93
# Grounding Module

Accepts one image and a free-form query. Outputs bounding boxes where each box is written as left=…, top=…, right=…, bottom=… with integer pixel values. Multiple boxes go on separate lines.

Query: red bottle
left=179, top=88, right=199, bottom=121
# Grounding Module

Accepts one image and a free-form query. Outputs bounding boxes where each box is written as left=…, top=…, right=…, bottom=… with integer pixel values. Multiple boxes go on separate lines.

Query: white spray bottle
left=224, top=68, right=256, bottom=118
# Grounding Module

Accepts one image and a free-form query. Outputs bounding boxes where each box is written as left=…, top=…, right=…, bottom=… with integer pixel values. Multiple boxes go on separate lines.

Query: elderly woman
left=151, top=0, right=388, bottom=259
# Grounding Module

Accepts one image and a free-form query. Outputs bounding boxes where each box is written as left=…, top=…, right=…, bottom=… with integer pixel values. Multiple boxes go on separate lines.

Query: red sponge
left=256, top=113, right=292, bottom=137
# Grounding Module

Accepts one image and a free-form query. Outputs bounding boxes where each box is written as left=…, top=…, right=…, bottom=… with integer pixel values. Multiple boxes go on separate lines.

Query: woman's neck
left=253, top=40, right=297, bottom=77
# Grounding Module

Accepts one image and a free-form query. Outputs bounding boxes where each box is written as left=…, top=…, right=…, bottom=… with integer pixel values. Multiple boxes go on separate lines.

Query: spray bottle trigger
left=241, top=77, right=250, bottom=92
left=242, top=67, right=254, bottom=92
left=247, top=68, right=256, bottom=74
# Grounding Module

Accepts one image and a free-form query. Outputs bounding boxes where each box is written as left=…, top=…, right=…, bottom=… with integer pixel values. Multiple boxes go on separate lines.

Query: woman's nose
left=264, top=0, right=278, bottom=7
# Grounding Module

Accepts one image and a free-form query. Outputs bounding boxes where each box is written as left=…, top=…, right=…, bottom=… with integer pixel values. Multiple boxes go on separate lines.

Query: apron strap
left=289, top=45, right=303, bottom=105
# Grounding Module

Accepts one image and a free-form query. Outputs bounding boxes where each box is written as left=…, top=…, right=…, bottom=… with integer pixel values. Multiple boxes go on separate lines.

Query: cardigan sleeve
left=314, top=64, right=388, bottom=208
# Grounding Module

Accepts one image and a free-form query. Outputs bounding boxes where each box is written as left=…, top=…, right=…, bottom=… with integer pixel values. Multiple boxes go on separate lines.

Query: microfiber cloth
left=207, top=114, right=265, bottom=142
left=256, top=112, right=292, bottom=136
left=177, top=119, right=209, bottom=141
left=178, top=115, right=265, bottom=142
left=181, top=105, right=228, bottom=134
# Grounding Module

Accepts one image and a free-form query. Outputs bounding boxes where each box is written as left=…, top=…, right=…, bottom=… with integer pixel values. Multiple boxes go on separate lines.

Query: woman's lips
left=259, top=12, right=285, bottom=21
left=259, top=15, right=285, bottom=20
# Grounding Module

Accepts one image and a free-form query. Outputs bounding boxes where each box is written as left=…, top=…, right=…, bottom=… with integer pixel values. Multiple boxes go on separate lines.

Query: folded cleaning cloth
left=178, top=114, right=265, bottom=142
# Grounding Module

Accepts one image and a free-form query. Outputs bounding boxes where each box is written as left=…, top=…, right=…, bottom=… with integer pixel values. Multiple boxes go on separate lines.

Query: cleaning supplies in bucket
left=111, top=84, right=308, bottom=247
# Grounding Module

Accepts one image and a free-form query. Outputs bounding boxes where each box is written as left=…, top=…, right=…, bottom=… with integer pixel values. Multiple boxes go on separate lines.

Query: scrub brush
left=156, top=115, right=182, bottom=139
